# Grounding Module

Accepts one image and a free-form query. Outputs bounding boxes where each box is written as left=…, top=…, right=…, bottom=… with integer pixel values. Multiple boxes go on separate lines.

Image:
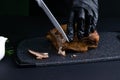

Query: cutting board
left=15, top=32, right=120, bottom=67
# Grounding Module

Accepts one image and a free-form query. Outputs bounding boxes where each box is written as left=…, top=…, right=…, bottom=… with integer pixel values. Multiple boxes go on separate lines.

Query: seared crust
left=46, top=24, right=99, bottom=53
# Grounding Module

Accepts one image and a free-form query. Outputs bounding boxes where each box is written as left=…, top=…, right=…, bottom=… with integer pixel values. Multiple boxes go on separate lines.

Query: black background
left=0, top=0, right=120, bottom=46
left=0, top=0, right=120, bottom=18
left=29, top=0, right=120, bottom=18
left=0, top=1, right=120, bottom=80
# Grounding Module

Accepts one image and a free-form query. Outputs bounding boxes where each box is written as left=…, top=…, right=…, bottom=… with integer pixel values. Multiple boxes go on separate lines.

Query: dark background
left=0, top=0, right=119, bottom=48
left=29, top=0, right=120, bottom=18
left=0, top=0, right=120, bottom=17
left=0, top=0, right=120, bottom=80
left=0, top=0, right=120, bottom=46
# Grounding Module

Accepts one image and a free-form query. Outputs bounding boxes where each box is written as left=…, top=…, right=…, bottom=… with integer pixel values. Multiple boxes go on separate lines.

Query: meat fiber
left=46, top=24, right=99, bottom=55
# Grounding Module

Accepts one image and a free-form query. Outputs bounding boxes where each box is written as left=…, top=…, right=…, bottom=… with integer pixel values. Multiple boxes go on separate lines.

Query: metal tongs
left=36, top=0, right=69, bottom=42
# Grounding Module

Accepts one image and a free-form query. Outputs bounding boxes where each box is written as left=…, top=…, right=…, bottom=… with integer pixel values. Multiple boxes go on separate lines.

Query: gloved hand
left=67, top=0, right=98, bottom=41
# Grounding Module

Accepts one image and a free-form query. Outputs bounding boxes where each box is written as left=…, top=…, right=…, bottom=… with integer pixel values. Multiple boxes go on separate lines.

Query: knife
left=36, top=0, right=69, bottom=42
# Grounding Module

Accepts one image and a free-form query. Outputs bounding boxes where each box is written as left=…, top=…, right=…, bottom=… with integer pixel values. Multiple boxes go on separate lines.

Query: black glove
left=67, top=0, right=98, bottom=41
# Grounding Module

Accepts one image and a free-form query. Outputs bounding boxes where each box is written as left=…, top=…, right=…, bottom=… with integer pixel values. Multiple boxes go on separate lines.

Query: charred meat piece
left=46, top=24, right=99, bottom=54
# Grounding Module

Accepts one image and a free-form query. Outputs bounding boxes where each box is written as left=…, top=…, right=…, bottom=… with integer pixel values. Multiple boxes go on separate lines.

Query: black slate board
left=16, top=32, right=120, bottom=67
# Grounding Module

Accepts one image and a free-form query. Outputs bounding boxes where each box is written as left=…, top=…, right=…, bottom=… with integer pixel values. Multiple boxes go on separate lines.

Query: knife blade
left=36, top=0, right=69, bottom=42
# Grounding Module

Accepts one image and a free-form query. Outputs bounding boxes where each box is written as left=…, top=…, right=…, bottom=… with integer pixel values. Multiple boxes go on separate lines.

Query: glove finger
left=77, top=8, right=85, bottom=39
left=67, top=10, right=75, bottom=41
left=89, top=16, right=96, bottom=33
left=78, top=8, right=85, bottom=20
left=84, top=13, right=94, bottom=37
